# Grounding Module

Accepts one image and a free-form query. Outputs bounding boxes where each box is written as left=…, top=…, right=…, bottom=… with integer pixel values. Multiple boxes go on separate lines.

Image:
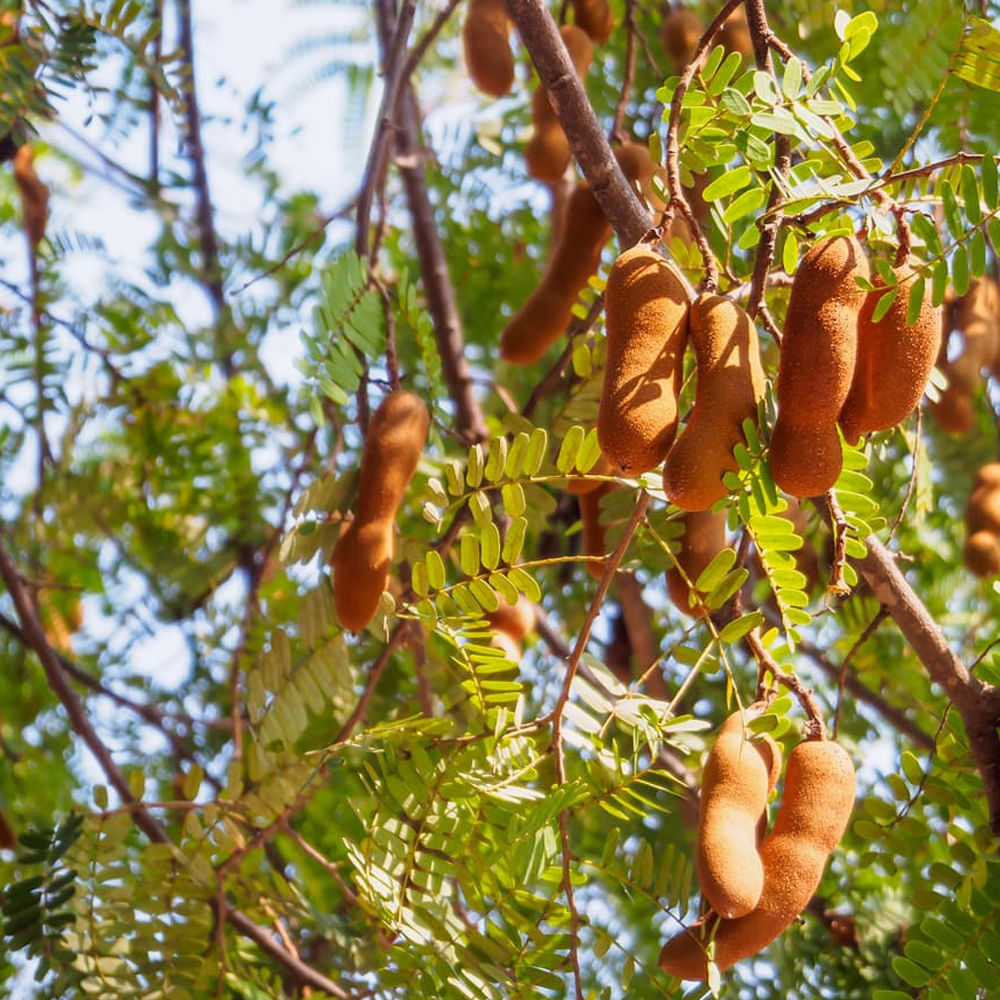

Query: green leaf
left=460, top=533, right=480, bottom=577
left=485, top=436, right=508, bottom=482
left=892, top=957, right=933, bottom=988
left=955, top=18, right=1000, bottom=93
left=556, top=426, right=585, bottom=474
left=480, top=522, right=501, bottom=571
left=702, top=165, right=752, bottom=201
left=502, top=517, right=527, bottom=564
left=781, top=57, right=803, bottom=100
left=717, top=611, right=764, bottom=644
left=900, top=750, right=923, bottom=785
left=426, top=550, right=446, bottom=589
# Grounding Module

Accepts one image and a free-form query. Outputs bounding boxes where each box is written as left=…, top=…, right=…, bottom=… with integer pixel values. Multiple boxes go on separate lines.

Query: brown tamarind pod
left=966, top=463, right=1000, bottom=534
left=663, top=294, right=765, bottom=510
left=13, top=144, right=48, bottom=248
left=462, top=0, right=515, bottom=97
left=954, top=277, right=1000, bottom=389
left=486, top=594, right=536, bottom=657
left=661, top=6, right=703, bottom=73
left=598, top=245, right=688, bottom=474
left=612, top=141, right=666, bottom=211
left=500, top=182, right=610, bottom=364
left=660, top=738, right=856, bottom=981
left=840, top=263, right=942, bottom=444
left=718, top=6, right=753, bottom=61
left=570, top=0, right=614, bottom=42
left=665, top=509, right=727, bottom=616
left=769, top=235, right=869, bottom=497
left=696, top=711, right=783, bottom=919
left=579, top=483, right=614, bottom=579
left=332, top=391, right=430, bottom=631
left=524, top=25, right=593, bottom=184
left=501, top=145, right=658, bottom=366
left=963, top=531, right=1000, bottom=578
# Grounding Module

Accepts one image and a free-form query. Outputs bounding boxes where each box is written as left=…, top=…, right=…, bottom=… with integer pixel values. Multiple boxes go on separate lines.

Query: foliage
left=1, top=1, right=1000, bottom=999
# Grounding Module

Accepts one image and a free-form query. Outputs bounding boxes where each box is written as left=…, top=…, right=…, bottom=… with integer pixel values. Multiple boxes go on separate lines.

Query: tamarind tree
left=2, top=0, right=1000, bottom=997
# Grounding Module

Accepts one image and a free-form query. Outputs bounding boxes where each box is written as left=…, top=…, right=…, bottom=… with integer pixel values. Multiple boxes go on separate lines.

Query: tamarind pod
left=332, top=391, right=430, bottom=631
left=500, top=183, right=610, bottom=364
left=966, top=464, right=1000, bottom=534
left=13, top=144, right=48, bottom=247
left=579, top=483, right=613, bottom=579
left=696, top=711, right=783, bottom=918
left=660, top=739, right=856, bottom=981
left=502, top=142, right=659, bottom=365
left=598, top=245, right=688, bottom=473
left=663, top=294, right=765, bottom=510
left=661, top=6, right=703, bottom=73
left=927, top=380, right=975, bottom=434
left=567, top=453, right=615, bottom=494
left=665, top=509, right=727, bottom=617
left=840, top=264, right=942, bottom=444
left=486, top=594, right=536, bottom=643
left=963, top=531, right=1000, bottom=578
left=524, top=25, right=593, bottom=184
left=770, top=235, right=869, bottom=497
left=612, top=141, right=666, bottom=211
left=462, top=0, right=514, bottom=97
left=718, top=6, right=752, bottom=60
left=570, top=0, right=614, bottom=42
left=955, top=277, right=1000, bottom=387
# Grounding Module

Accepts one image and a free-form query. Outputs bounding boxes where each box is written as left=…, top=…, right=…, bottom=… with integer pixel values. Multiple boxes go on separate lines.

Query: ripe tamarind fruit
left=570, top=0, right=614, bottom=43
left=524, top=25, right=593, bottom=184
left=486, top=594, right=536, bottom=659
left=462, top=0, right=515, bottom=97
left=660, top=738, right=856, bottom=981
left=501, top=145, right=659, bottom=366
left=953, top=277, right=1000, bottom=390
left=663, top=294, right=765, bottom=510
left=966, top=462, right=1000, bottom=534
left=840, top=263, right=942, bottom=444
left=13, top=144, right=48, bottom=248
left=718, top=6, right=753, bottom=61
left=661, top=6, right=703, bottom=74
left=770, top=235, right=869, bottom=497
left=697, top=710, right=783, bottom=919
left=332, top=391, right=430, bottom=631
left=579, top=483, right=614, bottom=579
left=598, top=244, right=688, bottom=474
left=665, top=509, right=727, bottom=616
left=963, top=531, right=1000, bottom=578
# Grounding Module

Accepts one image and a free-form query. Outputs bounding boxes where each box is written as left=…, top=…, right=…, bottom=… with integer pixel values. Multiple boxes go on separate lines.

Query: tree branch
left=857, top=534, right=1000, bottom=835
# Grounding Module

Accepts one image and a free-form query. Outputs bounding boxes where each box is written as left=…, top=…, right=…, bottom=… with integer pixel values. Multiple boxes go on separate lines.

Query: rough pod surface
left=696, top=711, right=783, bottom=919
left=598, top=244, right=688, bottom=474
left=770, top=235, right=869, bottom=496
left=840, top=262, right=942, bottom=444
left=332, top=391, right=430, bottom=631
left=660, top=738, right=856, bottom=981
left=663, top=293, right=765, bottom=510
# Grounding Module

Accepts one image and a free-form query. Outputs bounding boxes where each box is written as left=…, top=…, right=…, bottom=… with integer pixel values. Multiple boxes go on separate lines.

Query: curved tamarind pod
left=661, top=6, right=703, bottom=73
left=462, top=0, right=514, bottom=97
left=13, top=144, right=48, bottom=247
left=570, top=0, right=613, bottom=43
left=501, top=145, right=658, bottom=365
left=697, top=711, right=783, bottom=918
left=332, top=391, right=430, bottom=631
left=598, top=245, right=688, bottom=473
left=663, top=294, right=765, bottom=510
left=963, top=531, right=1000, bottom=578
left=500, top=183, right=610, bottom=363
left=524, top=25, right=593, bottom=184
left=579, top=483, right=614, bottom=580
left=769, top=235, right=869, bottom=497
left=665, top=509, right=727, bottom=617
left=840, top=264, right=942, bottom=444
left=660, top=739, right=856, bottom=981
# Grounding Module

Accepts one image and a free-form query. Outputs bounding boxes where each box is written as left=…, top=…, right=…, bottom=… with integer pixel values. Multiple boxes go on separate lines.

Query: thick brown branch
left=857, top=534, right=1000, bottom=834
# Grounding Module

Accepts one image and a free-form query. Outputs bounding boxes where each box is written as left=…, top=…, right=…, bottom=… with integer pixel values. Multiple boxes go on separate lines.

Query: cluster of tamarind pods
left=659, top=708, right=856, bottom=980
